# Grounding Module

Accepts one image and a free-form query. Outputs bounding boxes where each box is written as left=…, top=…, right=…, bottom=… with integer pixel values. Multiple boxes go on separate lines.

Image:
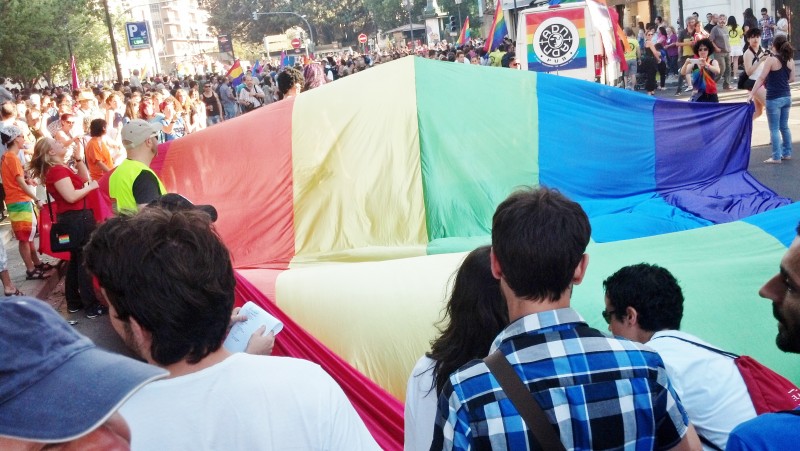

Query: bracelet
left=74, top=159, right=83, bottom=163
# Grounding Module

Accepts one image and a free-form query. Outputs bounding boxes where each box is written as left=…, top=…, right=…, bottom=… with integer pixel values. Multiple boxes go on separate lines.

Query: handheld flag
left=456, top=17, right=471, bottom=46
left=226, top=60, right=244, bottom=87
left=70, top=55, right=80, bottom=90
left=483, top=0, right=508, bottom=52
left=252, top=59, right=261, bottom=76
left=279, top=51, right=289, bottom=69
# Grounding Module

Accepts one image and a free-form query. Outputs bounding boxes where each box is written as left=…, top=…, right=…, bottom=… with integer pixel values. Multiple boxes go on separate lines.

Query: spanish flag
left=226, top=60, right=244, bottom=87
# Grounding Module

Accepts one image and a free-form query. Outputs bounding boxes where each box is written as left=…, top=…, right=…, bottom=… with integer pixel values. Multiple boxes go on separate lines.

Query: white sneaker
left=684, top=86, right=693, bottom=92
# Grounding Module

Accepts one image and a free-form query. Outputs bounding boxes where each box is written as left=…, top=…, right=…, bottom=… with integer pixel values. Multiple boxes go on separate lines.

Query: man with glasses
left=201, top=84, right=224, bottom=126
left=431, top=188, right=700, bottom=450
left=727, top=223, right=800, bottom=449
left=759, top=8, right=776, bottom=49
left=603, top=263, right=756, bottom=450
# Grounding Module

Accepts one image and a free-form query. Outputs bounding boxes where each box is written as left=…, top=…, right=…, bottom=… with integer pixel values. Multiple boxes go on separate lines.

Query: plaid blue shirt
left=430, top=308, right=689, bottom=450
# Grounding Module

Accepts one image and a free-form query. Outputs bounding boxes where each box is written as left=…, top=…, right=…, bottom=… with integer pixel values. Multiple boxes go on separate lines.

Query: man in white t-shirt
left=84, top=206, right=379, bottom=450
left=602, top=263, right=757, bottom=450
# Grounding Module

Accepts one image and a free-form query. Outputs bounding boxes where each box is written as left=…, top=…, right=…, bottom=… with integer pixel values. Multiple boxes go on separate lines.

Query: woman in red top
left=30, top=137, right=104, bottom=319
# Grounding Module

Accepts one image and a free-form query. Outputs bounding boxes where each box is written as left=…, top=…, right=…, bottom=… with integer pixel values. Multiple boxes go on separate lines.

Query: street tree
left=0, top=0, right=112, bottom=87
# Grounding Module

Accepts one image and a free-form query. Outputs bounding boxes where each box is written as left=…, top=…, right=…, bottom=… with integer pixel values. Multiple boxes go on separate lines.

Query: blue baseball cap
left=0, top=297, right=167, bottom=442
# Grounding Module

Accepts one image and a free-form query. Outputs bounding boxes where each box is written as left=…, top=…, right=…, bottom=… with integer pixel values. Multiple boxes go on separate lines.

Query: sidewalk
left=0, top=216, right=133, bottom=356
left=0, top=216, right=62, bottom=302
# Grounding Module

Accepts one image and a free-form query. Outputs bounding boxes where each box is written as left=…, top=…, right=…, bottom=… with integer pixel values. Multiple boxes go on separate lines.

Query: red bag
left=735, top=355, right=800, bottom=415
left=658, top=336, right=800, bottom=414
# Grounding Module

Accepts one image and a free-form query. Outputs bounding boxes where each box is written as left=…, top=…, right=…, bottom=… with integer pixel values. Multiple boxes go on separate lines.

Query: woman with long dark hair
left=750, top=35, right=795, bottom=163
left=727, top=16, right=743, bottom=77
left=404, top=246, right=508, bottom=451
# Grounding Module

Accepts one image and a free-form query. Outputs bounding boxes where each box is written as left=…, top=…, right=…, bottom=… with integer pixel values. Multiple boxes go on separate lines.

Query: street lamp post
left=252, top=11, right=314, bottom=57
left=403, top=0, right=415, bottom=51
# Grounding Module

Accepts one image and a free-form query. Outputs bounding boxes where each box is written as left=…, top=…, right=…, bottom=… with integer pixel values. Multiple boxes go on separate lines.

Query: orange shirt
left=1, top=151, right=30, bottom=203
left=85, top=137, right=114, bottom=181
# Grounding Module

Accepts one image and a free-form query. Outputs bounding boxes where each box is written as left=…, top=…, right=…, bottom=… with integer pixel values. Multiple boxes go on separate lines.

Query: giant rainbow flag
left=146, top=57, right=797, bottom=448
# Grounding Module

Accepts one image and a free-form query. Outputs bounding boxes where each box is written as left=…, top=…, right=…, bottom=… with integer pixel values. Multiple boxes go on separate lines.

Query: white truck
left=515, top=0, right=623, bottom=86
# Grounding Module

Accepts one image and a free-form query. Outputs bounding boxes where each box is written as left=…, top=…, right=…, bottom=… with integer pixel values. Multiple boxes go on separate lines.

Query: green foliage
left=200, top=0, right=375, bottom=47
left=0, top=0, right=112, bottom=87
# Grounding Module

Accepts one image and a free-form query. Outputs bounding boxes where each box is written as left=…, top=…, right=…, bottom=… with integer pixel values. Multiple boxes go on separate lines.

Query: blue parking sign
left=126, top=22, right=151, bottom=50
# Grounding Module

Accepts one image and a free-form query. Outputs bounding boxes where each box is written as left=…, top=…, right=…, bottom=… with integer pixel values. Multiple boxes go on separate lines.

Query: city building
left=111, top=0, right=220, bottom=77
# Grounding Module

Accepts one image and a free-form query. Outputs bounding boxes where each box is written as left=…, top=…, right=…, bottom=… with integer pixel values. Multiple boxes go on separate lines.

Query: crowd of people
left=2, top=185, right=798, bottom=449
left=405, top=187, right=800, bottom=450
left=623, top=7, right=792, bottom=104
left=0, top=10, right=796, bottom=448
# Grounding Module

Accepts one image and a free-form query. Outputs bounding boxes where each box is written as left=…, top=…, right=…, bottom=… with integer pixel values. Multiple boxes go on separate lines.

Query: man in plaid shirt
left=759, top=8, right=776, bottom=49
left=430, top=188, right=701, bottom=450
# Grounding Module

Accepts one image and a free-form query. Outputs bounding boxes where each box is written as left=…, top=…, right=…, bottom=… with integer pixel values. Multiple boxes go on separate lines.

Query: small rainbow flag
left=226, top=60, right=244, bottom=87
left=456, top=17, right=470, bottom=46
left=57, top=234, right=70, bottom=245
left=484, top=0, right=508, bottom=52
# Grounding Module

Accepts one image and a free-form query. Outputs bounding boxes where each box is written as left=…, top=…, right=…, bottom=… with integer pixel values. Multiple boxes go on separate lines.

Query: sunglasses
left=601, top=309, right=616, bottom=324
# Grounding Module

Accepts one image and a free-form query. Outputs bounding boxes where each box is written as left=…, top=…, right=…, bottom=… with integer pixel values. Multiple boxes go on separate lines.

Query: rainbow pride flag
left=456, top=16, right=470, bottom=46
left=225, top=59, right=244, bottom=87
left=150, top=58, right=795, bottom=447
left=484, top=0, right=508, bottom=52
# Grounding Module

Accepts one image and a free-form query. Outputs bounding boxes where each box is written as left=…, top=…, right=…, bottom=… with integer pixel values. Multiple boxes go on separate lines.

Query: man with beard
left=726, top=223, right=800, bottom=450
left=98, top=119, right=165, bottom=214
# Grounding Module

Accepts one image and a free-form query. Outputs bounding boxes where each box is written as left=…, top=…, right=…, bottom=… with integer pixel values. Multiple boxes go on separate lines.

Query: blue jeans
left=206, top=115, right=222, bottom=127
left=765, top=96, right=793, bottom=160
left=223, top=103, right=237, bottom=120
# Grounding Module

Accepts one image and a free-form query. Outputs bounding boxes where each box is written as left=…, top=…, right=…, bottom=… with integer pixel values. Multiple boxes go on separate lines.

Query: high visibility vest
left=107, top=159, right=166, bottom=214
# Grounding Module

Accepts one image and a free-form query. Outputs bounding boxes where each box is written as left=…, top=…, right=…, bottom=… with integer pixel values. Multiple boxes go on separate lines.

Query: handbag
left=484, top=351, right=566, bottom=450
left=46, top=189, right=96, bottom=252
left=737, top=70, right=749, bottom=89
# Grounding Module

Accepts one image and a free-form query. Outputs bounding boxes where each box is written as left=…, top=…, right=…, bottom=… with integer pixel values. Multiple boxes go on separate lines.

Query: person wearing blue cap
left=0, top=297, right=167, bottom=449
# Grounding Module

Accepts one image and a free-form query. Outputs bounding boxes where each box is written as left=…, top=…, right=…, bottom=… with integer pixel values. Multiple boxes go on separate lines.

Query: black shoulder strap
left=651, top=335, right=739, bottom=359
left=484, top=351, right=566, bottom=451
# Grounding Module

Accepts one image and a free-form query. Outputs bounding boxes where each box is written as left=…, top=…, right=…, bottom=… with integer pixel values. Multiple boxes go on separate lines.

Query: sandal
left=25, top=268, right=48, bottom=280
left=3, top=289, right=23, bottom=296
left=35, top=262, right=55, bottom=272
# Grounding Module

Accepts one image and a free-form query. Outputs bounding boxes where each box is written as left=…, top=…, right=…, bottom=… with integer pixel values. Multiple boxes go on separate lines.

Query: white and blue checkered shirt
left=431, top=308, right=690, bottom=450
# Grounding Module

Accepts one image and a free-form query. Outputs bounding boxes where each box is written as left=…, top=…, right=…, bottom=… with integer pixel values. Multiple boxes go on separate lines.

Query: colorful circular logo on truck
left=524, top=8, right=587, bottom=72
left=533, top=17, right=580, bottom=66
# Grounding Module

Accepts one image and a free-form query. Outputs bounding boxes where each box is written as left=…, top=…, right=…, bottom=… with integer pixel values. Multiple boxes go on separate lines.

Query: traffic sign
left=126, top=22, right=151, bottom=50
left=291, top=38, right=302, bottom=49
left=358, top=33, right=368, bottom=44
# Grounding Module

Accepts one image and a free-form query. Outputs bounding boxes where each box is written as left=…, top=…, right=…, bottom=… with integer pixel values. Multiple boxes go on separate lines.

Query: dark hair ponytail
left=773, top=35, right=794, bottom=63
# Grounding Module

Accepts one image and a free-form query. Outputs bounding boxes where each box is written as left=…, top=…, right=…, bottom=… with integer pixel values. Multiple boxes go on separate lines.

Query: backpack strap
left=650, top=335, right=740, bottom=359
left=484, top=351, right=566, bottom=451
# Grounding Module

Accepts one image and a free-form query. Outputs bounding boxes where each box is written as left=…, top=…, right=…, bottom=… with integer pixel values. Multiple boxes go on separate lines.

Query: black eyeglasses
left=601, top=309, right=616, bottom=324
